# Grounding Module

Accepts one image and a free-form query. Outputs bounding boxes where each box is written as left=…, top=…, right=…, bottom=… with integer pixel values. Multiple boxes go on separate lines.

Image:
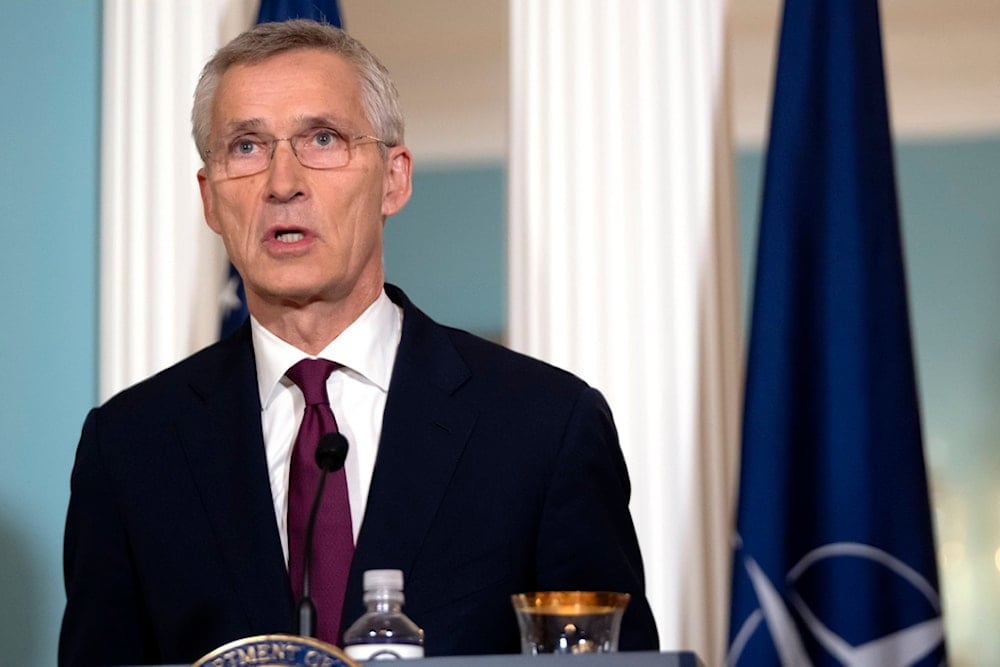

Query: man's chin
left=250, top=283, right=347, bottom=310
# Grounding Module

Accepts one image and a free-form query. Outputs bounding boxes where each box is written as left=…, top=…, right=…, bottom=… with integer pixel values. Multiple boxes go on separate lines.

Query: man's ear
left=381, top=146, right=413, bottom=217
left=198, top=167, right=222, bottom=234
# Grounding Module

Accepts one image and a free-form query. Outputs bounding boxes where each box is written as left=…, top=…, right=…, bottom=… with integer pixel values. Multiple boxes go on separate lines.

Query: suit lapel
left=175, top=324, right=294, bottom=633
left=343, top=286, right=476, bottom=627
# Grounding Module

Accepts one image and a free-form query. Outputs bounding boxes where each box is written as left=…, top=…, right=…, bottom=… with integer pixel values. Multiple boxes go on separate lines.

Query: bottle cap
left=363, top=568, right=404, bottom=592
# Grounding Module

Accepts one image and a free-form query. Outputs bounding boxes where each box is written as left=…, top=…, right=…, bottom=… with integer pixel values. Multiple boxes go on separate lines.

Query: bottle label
left=344, top=643, right=424, bottom=660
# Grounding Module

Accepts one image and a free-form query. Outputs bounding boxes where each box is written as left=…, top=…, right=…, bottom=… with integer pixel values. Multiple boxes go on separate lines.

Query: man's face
left=198, top=48, right=411, bottom=312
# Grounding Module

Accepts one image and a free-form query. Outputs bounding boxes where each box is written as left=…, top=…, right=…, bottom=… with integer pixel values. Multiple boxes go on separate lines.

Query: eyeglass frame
left=204, top=128, right=390, bottom=180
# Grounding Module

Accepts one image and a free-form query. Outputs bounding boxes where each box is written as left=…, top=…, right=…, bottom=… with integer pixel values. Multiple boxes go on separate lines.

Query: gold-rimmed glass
left=511, top=591, right=631, bottom=654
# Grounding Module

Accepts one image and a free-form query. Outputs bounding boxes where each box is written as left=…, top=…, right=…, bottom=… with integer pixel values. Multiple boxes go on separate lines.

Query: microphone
left=297, top=432, right=350, bottom=637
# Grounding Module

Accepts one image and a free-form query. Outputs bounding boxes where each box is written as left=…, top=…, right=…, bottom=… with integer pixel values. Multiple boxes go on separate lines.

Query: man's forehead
left=212, top=49, right=365, bottom=129
left=225, top=47, right=356, bottom=82
left=215, top=49, right=360, bottom=103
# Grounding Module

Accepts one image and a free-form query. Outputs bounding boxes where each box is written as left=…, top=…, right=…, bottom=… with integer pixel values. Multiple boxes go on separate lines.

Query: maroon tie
left=286, top=358, right=354, bottom=644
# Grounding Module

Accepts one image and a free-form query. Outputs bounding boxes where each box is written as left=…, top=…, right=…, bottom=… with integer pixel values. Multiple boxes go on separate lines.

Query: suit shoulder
left=389, top=284, right=592, bottom=396
left=98, top=330, right=250, bottom=415
left=441, top=325, right=596, bottom=397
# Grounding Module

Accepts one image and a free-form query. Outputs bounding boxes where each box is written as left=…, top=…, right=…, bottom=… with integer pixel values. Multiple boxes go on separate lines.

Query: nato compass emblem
left=728, top=539, right=945, bottom=666
left=193, top=634, right=358, bottom=667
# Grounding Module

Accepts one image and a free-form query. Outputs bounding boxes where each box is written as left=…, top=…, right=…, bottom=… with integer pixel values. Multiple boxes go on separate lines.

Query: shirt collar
left=251, top=289, right=403, bottom=410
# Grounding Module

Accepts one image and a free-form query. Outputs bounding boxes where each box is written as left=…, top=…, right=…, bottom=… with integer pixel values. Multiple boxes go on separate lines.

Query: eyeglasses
left=206, top=128, right=388, bottom=179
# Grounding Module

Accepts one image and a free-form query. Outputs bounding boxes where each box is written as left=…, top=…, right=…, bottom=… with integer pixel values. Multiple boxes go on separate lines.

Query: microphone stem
left=297, top=469, right=329, bottom=637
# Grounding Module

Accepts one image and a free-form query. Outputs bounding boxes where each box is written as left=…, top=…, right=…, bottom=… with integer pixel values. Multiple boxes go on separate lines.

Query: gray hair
left=191, top=19, right=404, bottom=160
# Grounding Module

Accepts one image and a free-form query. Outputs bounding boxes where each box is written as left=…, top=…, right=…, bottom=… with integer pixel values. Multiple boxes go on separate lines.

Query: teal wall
left=384, top=164, right=507, bottom=341
left=2, top=4, right=997, bottom=662
left=0, top=2, right=101, bottom=666
left=895, top=138, right=1000, bottom=663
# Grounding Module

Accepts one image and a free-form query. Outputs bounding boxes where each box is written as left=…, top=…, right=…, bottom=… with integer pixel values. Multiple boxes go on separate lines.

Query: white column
left=509, top=2, right=741, bottom=664
left=100, top=0, right=255, bottom=400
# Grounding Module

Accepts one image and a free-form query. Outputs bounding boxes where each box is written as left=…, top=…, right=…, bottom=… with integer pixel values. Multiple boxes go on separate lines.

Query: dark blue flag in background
left=256, top=0, right=341, bottom=26
left=220, top=0, right=343, bottom=337
left=727, top=1, right=946, bottom=665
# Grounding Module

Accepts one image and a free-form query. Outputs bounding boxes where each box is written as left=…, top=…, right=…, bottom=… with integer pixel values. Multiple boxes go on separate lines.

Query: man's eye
left=310, top=129, right=342, bottom=148
left=231, top=138, right=263, bottom=156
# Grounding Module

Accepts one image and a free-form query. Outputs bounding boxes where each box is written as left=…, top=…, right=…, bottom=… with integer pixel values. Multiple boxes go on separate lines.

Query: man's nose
left=266, top=139, right=306, bottom=200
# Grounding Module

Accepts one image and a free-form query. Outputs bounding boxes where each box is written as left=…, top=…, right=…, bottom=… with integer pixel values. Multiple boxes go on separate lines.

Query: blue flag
left=220, top=0, right=342, bottom=337
left=256, top=0, right=341, bottom=26
left=727, top=1, right=946, bottom=665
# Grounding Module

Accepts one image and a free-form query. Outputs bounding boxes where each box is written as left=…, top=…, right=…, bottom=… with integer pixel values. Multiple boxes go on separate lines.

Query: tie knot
left=286, top=358, right=339, bottom=405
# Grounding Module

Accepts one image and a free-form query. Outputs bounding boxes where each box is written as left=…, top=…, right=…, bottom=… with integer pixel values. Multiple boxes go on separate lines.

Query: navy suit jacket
left=60, top=285, right=658, bottom=666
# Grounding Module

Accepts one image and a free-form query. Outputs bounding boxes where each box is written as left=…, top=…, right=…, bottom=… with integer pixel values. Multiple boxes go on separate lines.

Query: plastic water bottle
left=343, top=569, right=425, bottom=660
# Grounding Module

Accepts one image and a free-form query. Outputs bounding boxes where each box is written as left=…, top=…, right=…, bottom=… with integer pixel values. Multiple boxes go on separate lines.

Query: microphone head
left=315, top=432, right=349, bottom=472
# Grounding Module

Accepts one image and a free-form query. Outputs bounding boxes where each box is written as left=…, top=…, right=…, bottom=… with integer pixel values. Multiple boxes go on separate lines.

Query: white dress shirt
left=250, top=290, right=403, bottom=565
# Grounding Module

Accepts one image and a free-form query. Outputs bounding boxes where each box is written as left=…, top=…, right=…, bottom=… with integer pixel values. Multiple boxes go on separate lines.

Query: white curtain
left=100, top=0, right=255, bottom=400
left=508, top=2, right=742, bottom=664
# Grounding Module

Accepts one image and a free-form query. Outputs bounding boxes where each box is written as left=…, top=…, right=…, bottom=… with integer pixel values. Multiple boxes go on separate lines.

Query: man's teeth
left=276, top=232, right=304, bottom=243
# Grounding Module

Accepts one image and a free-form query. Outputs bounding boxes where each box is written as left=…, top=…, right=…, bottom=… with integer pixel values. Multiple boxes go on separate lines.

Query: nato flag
left=220, top=0, right=343, bottom=338
left=727, top=1, right=946, bottom=665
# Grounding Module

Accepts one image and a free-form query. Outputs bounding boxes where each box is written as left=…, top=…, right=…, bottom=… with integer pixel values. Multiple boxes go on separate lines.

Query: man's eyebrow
left=293, top=114, right=352, bottom=130
left=219, top=118, right=267, bottom=137
left=217, top=114, right=356, bottom=138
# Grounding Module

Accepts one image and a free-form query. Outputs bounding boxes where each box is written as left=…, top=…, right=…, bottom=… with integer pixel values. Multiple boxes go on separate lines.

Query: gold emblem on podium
left=193, top=633, right=358, bottom=667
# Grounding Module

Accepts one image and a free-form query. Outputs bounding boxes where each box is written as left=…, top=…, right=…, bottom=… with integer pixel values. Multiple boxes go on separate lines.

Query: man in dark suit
left=60, top=20, right=658, bottom=666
